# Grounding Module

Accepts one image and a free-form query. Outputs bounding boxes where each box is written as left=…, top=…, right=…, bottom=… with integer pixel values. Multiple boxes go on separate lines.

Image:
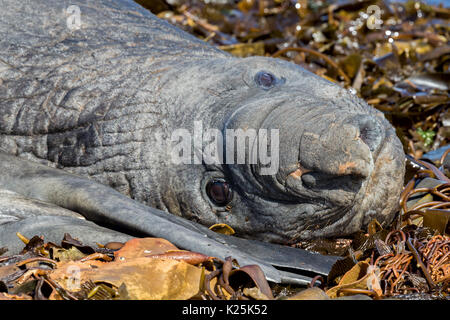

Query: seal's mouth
left=280, top=113, right=386, bottom=205
left=289, top=131, right=405, bottom=241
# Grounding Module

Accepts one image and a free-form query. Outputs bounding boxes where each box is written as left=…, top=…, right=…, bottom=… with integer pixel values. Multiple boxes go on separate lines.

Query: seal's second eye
left=206, top=179, right=233, bottom=206
left=255, top=71, right=277, bottom=90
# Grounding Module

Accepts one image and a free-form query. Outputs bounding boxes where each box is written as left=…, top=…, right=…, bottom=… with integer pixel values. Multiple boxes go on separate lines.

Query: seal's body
left=0, top=0, right=405, bottom=245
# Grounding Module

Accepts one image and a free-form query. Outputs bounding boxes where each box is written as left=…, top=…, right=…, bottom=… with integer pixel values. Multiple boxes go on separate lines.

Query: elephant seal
left=0, top=0, right=405, bottom=283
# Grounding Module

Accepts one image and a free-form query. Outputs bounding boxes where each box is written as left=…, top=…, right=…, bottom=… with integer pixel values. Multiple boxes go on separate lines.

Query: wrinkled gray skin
left=0, top=0, right=405, bottom=284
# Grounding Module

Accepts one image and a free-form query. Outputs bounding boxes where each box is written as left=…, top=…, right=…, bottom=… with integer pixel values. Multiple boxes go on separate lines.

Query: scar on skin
left=289, top=164, right=311, bottom=179
left=338, top=161, right=357, bottom=174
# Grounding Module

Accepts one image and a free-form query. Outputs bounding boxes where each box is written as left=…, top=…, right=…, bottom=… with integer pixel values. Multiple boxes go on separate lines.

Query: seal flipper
left=0, top=216, right=133, bottom=255
left=0, top=152, right=338, bottom=285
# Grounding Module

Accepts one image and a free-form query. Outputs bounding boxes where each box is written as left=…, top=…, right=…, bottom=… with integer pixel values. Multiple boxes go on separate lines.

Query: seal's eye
left=255, top=71, right=277, bottom=90
left=206, top=179, right=233, bottom=206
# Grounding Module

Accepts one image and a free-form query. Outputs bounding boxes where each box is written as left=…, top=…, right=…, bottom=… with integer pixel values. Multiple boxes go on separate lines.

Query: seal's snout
left=298, top=113, right=385, bottom=181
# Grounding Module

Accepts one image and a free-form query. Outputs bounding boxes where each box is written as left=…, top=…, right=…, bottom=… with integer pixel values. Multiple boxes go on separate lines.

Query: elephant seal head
left=165, top=55, right=405, bottom=244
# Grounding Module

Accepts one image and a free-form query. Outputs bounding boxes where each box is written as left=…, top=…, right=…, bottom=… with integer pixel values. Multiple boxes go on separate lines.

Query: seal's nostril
left=359, top=125, right=376, bottom=151
left=348, top=115, right=384, bottom=152
left=358, top=121, right=382, bottom=152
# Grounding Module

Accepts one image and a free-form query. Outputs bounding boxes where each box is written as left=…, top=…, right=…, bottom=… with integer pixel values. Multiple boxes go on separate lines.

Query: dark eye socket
left=255, top=71, right=277, bottom=90
left=206, top=179, right=233, bottom=206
